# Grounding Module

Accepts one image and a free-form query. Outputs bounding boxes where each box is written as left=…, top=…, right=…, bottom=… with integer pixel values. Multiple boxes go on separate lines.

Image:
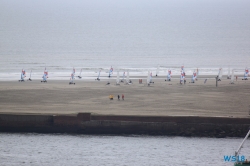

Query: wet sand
left=0, top=76, right=249, bottom=117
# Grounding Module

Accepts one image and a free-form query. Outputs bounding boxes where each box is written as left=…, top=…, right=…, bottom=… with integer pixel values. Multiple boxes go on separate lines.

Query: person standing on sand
left=118, top=95, right=120, bottom=100
left=109, top=95, right=113, bottom=100
left=122, top=94, right=124, bottom=100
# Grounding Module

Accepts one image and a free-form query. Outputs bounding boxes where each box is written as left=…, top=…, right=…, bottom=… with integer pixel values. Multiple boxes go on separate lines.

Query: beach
left=1, top=76, right=249, bottom=118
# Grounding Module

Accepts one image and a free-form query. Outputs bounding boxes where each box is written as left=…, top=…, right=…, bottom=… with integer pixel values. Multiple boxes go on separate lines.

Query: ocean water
left=0, top=133, right=250, bottom=166
left=0, top=0, right=250, bottom=79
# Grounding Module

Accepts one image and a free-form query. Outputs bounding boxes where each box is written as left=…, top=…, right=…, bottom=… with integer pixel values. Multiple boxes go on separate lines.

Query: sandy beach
left=0, top=76, right=249, bottom=117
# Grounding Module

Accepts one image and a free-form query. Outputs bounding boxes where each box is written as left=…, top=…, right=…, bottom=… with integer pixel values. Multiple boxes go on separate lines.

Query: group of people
left=109, top=94, right=124, bottom=100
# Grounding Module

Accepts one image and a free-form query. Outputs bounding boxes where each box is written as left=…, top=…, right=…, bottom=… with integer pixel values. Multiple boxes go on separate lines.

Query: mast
left=219, top=68, right=223, bottom=79
left=98, top=70, right=101, bottom=79
left=231, top=69, right=235, bottom=84
left=122, top=72, right=125, bottom=82
left=227, top=66, right=230, bottom=79
left=116, top=70, right=120, bottom=84
left=79, top=69, right=82, bottom=77
left=126, top=71, right=129, bottom=83
left=235, top=129, right=250, bottom=158
left=147, top=71, right=150, bottom=85
left=30, top=70, right=32, bottom=78
left=156, top=65, right=159, bottom=76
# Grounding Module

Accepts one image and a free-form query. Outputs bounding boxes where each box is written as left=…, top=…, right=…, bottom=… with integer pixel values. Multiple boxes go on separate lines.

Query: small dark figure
left=118, top=95, right=120, bottom=100
left=122, top=94, right=124, bottom=100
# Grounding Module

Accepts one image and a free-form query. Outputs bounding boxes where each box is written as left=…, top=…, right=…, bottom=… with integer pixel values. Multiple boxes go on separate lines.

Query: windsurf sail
left=70, top=68, right=75, bottom=83
left=21, top=69, right=26, bottom=80
left=150, top=72, right=153, bottom=83
left=191, top=70, right=197, bottom=83
left=122, top=72, right=125, bottom=82
left=180, top=72, right=184, bottom=83
left=181, top=65, right=184, bottom=73
left=78, top=69, right=82, bottom=77
left=97, top=69, right=101, bottom=79
left=227, top=66, right=231, bottom=79
left=156, top=65, right=159, bottom=76
left=167, top=69, right=171, bottom=81
left=29, top=70, right=32, bottom=78
left=218, top=68, right=223, bottom=80
left=116, top=70, right=120, bottom=84
left=126, top=71, right=130, bottom=84
left=244, top=67, right=249, bottom=80
left=42, top=68, right=48, bottom=81
left=231, top=69, right=235, bottom=84
left=147, top=71, right=150, bottom=85
left=180, top=66, right=185, bottom=83
left=109, top=66, right=113, bottom=77
left=196, top=68, right=199, bottom=80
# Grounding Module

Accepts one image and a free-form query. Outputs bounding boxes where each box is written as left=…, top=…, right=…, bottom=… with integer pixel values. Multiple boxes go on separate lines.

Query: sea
left=0, top=133, right=250, bottom=166
left=0, top=1, right=250, bottom=165
left=0, top=0, right=250, bottom=80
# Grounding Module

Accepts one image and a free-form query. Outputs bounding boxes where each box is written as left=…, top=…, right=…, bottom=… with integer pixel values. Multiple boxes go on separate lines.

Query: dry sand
left=0, top=76, right=250, bottom=117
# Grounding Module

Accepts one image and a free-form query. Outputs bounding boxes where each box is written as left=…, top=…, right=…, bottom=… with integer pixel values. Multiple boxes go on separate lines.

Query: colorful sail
left=116, top=70, right=120, bottom=84
left=108, top=66, right=113, bottom=77
left=243, top=68, right=249, bottom=80
left=167, top=69, right=171, bottom=81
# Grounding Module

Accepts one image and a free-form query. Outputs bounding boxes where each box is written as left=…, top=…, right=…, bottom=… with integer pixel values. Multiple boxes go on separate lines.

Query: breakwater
left=0, top=113, right=249, bottom=137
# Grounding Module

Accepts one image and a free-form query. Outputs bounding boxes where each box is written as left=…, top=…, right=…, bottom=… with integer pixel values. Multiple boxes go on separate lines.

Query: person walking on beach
left=118, top=95, right=120, bottom=100
left=122, top=94, right=124, bottom=100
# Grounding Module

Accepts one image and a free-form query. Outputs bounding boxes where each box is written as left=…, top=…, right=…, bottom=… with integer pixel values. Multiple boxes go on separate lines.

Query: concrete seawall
left=0, top=113, right=249, bottom=137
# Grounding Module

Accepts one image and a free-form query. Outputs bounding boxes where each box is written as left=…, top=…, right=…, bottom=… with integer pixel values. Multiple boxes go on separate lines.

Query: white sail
left=156, top=65, right=159, bottom=76
left=196, top=68, right=199, bottom=78
left=116, top=70, right=120, bottom=84
left=109, top=66, right=113, bottom=77
left=97, top=70, right=101, bottom=79
left=42, top=68, right=48, bottom=81
left=147, top=71, right=150, bottom=84
left=126, top=71, right=129, bottom=83
left=80, top=69, right=82, bottom=76
left=231, top=69, right=235, bottom=84
left=191, top=70, right=196, bottom=83
left=122, top=72, right=125, bottom=82
left=70, top=68, right=75, bottom=83
left=219, top=68, right=223, bottom=79
left=167, top=69, right=171, bottom=81
left=227, top=66, right=230, bottom=79
left=21, top=69, right=26, bottom=80
left=29, top=70, right=32, bottom=78
left=244, top=67, right=249, bottom=79
left=150, top=72, right=152, bottom=82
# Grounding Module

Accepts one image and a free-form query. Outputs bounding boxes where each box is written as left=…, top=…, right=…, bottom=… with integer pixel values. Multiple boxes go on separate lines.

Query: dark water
left=0, top=133, right=249, bottom=166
